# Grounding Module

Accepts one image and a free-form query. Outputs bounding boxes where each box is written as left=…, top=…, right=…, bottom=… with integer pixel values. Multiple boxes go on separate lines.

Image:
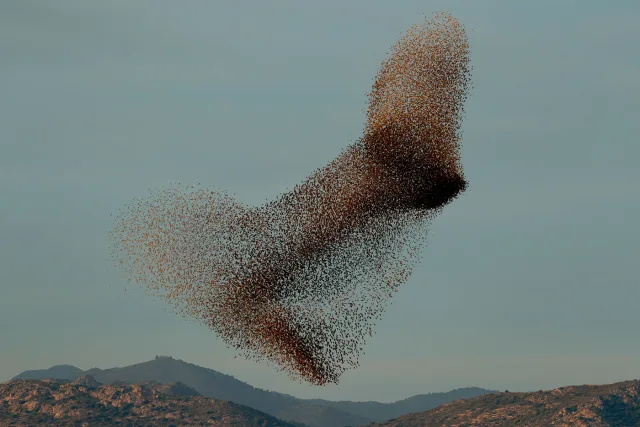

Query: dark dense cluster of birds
left=110, top=12, right=472, bottom=386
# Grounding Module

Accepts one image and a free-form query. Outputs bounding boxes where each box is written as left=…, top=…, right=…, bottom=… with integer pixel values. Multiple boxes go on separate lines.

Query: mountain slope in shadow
left=304, top=387, right=492, bottom=421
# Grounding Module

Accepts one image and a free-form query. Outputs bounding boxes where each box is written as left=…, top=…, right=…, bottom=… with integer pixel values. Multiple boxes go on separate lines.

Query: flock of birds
left=109, top=12, right=472, bottom=386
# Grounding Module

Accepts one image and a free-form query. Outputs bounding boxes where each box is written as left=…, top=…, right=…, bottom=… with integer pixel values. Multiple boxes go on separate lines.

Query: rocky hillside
left=12, top=356, right=492, bottom=427
left=368, top=380, right=640, bottom=427
left=0, top=375, right=302, bottom=427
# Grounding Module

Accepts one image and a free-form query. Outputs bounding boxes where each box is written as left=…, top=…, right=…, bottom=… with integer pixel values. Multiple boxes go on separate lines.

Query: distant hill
left=0, top=376, right=301, bottom=426
left=367, top=380, right=640, bottom=426
left=304, top=387, right=492, bottom=422
left=12, top=365, right=83, bottom=381
left=12, top=356, right=493, bottom=426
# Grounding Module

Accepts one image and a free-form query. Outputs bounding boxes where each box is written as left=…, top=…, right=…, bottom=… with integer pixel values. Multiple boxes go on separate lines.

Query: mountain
left=0, top=376, right=301, bottom=427
left=367, top=380, right=640, bottom=426
left=12, top=356, right=492, bottom=426
left=12, top=365, right=83, bottom=381
left=304, top=387, right=491, bottom=421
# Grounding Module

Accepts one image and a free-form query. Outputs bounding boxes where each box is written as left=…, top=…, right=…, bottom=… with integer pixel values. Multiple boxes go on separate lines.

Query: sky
left=1, top=0, right=639, bottom=403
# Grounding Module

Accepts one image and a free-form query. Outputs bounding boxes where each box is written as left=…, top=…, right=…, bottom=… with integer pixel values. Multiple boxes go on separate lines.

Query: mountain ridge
left=12, top=356, right=493, bottom=427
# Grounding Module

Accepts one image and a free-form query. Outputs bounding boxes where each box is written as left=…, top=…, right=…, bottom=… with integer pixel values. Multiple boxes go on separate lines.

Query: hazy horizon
left=1, top=0, right=639, bottom=403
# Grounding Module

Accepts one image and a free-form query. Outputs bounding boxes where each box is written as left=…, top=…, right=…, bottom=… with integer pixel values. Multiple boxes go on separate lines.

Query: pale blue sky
left=1, top=0, right=639, bottom=402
